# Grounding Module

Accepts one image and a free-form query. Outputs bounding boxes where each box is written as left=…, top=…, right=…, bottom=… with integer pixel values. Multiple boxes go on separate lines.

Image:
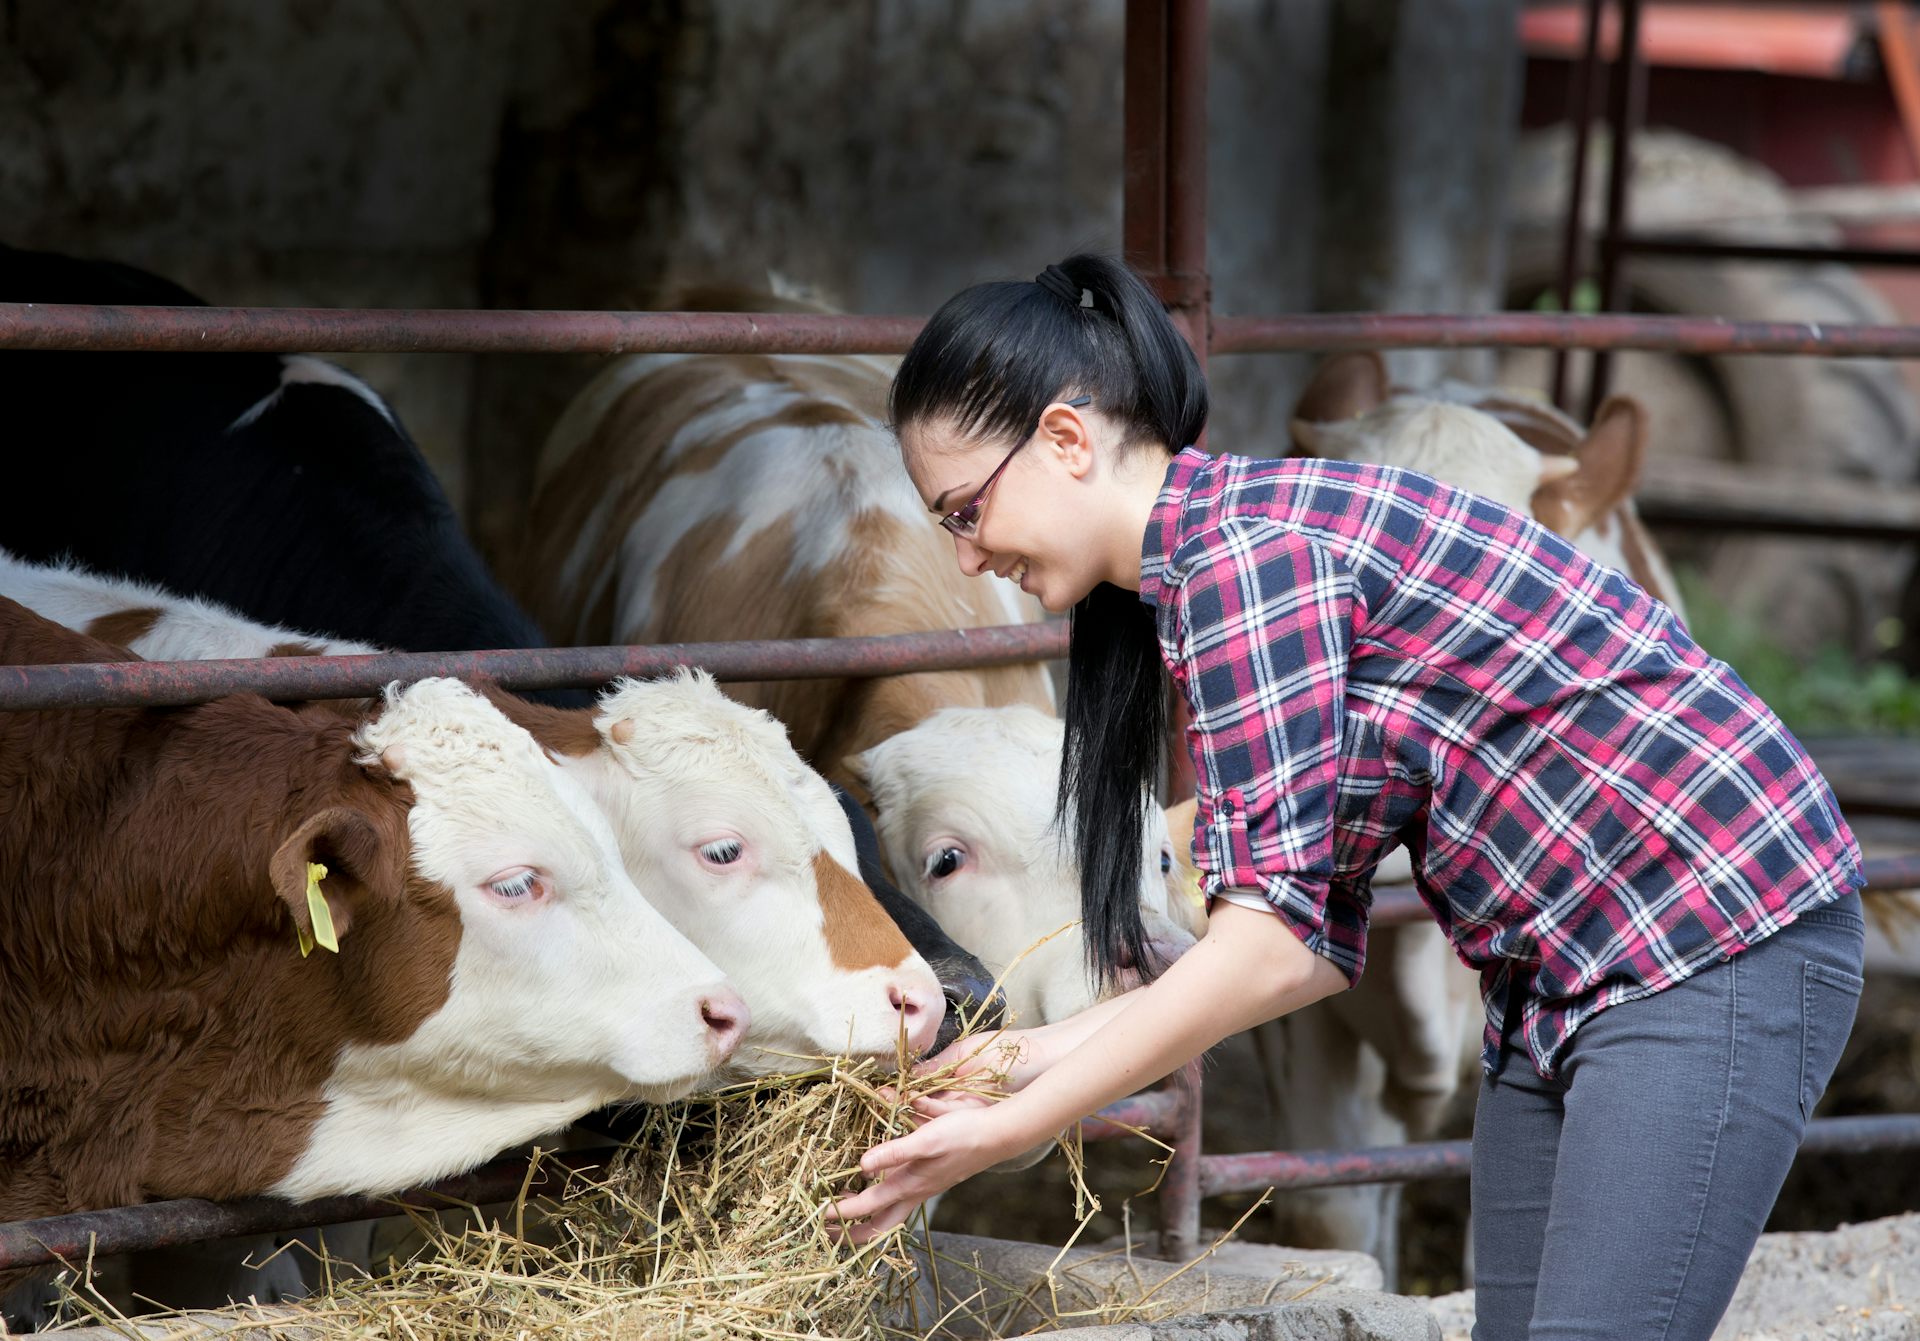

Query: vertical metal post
left=1549, top=0, right=1608, bottom=411
left=1125, top=0, right=1210, bottom=804
left=1585, top=0, right=1645, bottom=419
left=1125, top=0, right=1209, bottom=1261
left=1155, top=1060, right=1206, bottom=1262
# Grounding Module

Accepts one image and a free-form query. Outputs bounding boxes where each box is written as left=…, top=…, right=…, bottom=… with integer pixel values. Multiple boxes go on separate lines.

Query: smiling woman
left=832, top=252, right=1868, bottom=1341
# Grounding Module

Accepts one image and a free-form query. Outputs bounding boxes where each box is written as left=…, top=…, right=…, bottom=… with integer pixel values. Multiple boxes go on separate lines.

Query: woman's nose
left=952, top=533, right=991, bottom=577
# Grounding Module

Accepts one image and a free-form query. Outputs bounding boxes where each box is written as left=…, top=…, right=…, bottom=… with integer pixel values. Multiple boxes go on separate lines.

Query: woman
left=826, top=254, right=1866, bottom=1340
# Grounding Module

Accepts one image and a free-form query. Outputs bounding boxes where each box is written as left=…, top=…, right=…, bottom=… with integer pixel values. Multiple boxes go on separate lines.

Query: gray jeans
left=1471, top=891, right=1865, bottom=1341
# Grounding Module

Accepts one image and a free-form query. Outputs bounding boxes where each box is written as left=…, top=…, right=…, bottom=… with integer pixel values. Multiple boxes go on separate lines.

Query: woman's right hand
left=907, top=1025, right=1059, bottom=1117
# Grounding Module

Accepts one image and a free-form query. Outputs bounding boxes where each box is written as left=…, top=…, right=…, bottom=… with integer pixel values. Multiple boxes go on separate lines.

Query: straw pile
left=53, top=1041, right=1206, bottom=1341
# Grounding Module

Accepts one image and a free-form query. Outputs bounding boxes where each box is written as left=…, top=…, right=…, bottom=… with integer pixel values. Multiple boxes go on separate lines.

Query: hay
left=50, top=1042, right=1213, bottom=1341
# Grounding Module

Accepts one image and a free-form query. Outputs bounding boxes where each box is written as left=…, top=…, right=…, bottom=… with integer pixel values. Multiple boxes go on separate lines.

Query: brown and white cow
left=0, top=596, right=744, bottom=1220
left=510, top=313, right=1189, bottom=1031
left=0, top=552, right=946, bottom=1073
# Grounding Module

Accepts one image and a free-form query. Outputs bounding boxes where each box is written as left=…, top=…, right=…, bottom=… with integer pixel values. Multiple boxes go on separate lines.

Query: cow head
left=849, top=706, right=1197, bottom=1027
left=571, top=670, right=944, bottom=1073
left=1290, top=351, right=1682, bottom=615
left=271, top=677, right=744, bottom=1201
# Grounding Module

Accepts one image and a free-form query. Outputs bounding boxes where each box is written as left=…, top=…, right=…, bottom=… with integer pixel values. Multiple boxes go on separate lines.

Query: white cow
left=852, top=706, right=1198, bottom=1028
left=1, top=550, right=945, bottom=1073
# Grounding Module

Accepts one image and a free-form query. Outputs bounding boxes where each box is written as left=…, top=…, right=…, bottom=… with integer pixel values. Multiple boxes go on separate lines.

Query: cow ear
left=270, top=806, right=395, bottom=947
left=1529, top=395, right=1647, bottom=538
left=1293, top=351, right=1389, bottom=426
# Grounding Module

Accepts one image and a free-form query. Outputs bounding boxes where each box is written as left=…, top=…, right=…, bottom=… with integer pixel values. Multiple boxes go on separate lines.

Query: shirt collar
left=1138, top=446, right=1213, bottom=609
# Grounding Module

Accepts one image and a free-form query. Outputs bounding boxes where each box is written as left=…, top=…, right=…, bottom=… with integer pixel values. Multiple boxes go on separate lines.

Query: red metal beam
left=19, top=304, right=1920, bottom=359
left=0, top=304, right=921, bottom=356
left=1210, top=310, right=1920, bottom=356
left=0, top=624, right=1069, bottom=712
left=1197, top=1114, right=1920, bottom=1195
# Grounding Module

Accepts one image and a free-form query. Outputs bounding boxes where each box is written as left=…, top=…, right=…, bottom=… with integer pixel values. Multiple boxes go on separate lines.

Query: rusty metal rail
left=0, top=624, right=1069, bottom=711
left=19, top=303, right=1920, bottom=359
left=0, top=304, right=922, bottom=356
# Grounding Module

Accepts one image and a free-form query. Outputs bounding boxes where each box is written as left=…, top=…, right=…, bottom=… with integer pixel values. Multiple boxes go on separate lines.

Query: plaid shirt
left=1139, top=448, right=1862, bottom=1077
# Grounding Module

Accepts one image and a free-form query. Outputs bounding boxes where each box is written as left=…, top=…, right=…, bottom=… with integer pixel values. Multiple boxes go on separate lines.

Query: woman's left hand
left=824, top=1104, right=1041, bottom=1245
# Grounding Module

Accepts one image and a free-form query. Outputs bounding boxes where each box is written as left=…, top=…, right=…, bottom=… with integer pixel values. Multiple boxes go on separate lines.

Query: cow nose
left=699, top=988, right=751, bottom=1062
left=888, top=982, right=944, bottom=1056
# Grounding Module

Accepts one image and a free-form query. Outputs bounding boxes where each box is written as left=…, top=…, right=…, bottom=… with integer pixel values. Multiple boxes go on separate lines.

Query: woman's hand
left=824, top=1103, right=1044, bottom=1245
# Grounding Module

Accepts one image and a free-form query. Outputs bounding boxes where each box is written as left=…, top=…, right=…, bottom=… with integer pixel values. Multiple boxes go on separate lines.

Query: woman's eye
left=699, top=839, right=744, bottom=866
left=924, top=846, right=966, bottom=880
left=489, top=870, right=546, bottom=902
left=1161, top=849, right=1174, bottom=875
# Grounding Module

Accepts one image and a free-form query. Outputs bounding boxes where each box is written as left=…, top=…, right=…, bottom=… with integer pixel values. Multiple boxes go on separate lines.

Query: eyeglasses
left=937, top=395, right=1092, bottom=539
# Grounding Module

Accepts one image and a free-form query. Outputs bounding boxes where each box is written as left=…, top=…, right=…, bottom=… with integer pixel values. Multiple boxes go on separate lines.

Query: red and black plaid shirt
left=1140, top=448, right=1862, bottom=1077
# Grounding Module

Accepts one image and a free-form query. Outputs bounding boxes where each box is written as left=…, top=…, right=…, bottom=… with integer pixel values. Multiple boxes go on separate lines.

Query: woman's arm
left=824, top=902, right=1347, bottom=1243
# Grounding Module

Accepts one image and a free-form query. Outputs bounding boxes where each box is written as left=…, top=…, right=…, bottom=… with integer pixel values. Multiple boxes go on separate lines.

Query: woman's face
left=900, top=408, right=1107, bottom=613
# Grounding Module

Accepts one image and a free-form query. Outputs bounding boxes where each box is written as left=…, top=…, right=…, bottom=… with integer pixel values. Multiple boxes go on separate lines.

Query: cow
left=0, top=244, right=572, bottom=700
left=509, top=312, right=1191, bottom=1031
left=0, top=595, right=745, bottom=1224
left=1290, top=350, right=1685, bottom=617
left=0, top=550, right=947, bottom=1071
left=0, top=246, right=1000, bottom=1036
left=851, top=706, right=1196, bottom=1027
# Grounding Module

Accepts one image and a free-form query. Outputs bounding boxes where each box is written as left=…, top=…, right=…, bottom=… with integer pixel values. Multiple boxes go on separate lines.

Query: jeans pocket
left=1801, top=960, right=1864, bottom=1122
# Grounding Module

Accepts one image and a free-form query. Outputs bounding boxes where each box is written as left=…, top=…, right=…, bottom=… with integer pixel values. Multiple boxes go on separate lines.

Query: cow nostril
left=1115, top=943, right=1138, bottom=971
left=699, top=990, right=749, bottom=1058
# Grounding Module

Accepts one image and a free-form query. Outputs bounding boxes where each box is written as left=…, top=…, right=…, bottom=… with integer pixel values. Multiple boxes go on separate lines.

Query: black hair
left=889, top=253, right=1208, bottom=994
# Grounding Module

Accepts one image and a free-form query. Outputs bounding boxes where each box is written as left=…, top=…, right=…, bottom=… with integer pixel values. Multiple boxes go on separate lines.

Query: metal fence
left=1, top=0, right=1916, bottom=1275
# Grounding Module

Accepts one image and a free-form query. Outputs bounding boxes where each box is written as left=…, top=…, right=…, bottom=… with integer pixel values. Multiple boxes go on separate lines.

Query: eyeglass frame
left=936, top=395, right=1093, bottom=539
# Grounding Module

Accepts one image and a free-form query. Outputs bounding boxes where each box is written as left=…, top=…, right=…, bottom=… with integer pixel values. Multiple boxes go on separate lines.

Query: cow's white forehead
left=593, top=669, right=852, bottom=865
left=1303, top=398, right=1546, bottom=514
left=354, top=677, right=612, bottom=882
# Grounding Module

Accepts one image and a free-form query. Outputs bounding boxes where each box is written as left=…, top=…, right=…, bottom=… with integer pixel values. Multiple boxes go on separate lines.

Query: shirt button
left=1221, top=799, right=1235, bottom=816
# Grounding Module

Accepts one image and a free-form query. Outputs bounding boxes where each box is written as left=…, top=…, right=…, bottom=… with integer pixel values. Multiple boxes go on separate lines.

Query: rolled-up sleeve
left=1169, top=518, right=1368, bottom=982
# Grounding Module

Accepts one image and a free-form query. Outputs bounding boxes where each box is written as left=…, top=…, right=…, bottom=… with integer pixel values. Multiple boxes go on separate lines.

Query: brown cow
left=0, top=596, right=744, bottom=1221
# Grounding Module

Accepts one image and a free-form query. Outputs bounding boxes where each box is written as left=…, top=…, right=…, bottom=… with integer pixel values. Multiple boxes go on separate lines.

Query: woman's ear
left=1042, top=401, right=1097, bottom=479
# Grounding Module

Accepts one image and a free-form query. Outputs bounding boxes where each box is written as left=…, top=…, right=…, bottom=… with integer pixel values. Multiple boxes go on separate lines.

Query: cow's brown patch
left=510, top=347, right=1048, bottom=787
left=1293, top=350, right=1389, bottom=426
left=812, top=850, right=915, bottom=971
left=84, top=606, right=161, bottom=649
left=0, top=596, right=459, bottom=1222
left=267, top=640, right=325, bottom=658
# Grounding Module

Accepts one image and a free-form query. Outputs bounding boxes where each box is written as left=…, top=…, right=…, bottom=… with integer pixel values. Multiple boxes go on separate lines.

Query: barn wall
left=1, top=0, right=1517, bottom=570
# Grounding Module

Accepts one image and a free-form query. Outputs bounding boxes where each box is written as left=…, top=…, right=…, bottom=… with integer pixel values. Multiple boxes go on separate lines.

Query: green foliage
left=1676, top=568, right=1920, bottom=737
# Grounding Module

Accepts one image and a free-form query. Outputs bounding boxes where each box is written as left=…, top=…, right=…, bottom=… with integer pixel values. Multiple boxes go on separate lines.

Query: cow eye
left=924, top=846, right=967, bottom=880
left=487, top=868, right=548, bottom=903
left=1160, top=847, right=1174, bottom=875
left=698, top=838, right=743, bottom=866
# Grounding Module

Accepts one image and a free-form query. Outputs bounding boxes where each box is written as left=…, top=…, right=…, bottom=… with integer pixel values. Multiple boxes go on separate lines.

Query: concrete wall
left=1, top=0, right=1518, bottom=564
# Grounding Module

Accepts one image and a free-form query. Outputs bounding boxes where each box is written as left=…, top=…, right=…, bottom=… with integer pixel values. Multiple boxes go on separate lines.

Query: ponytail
left=891, top=254, right=1208, bottom=994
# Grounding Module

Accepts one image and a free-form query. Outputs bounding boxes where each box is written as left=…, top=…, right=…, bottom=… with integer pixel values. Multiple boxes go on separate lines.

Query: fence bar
left=1550, top=0, right=1607, bottom=411
left=1198, top=1114, right=1920, bottom=1196
left=1622, top=236, right=1920, bottom=268
left=0, top=624, right=1069, bottom=712
left=0, top=1146, right=621, bottom=1273
left=1211, top=310, right=1920, bottom=356
left=21, top=304, right=1920, bottom=360
left=0, top=304, right=922, bottom=356
left=1586, top=0, right=1645, bottom=418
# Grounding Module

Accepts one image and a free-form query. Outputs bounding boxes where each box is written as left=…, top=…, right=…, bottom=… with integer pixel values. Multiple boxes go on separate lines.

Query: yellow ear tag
left=303, top=861, right=340, bottom=956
